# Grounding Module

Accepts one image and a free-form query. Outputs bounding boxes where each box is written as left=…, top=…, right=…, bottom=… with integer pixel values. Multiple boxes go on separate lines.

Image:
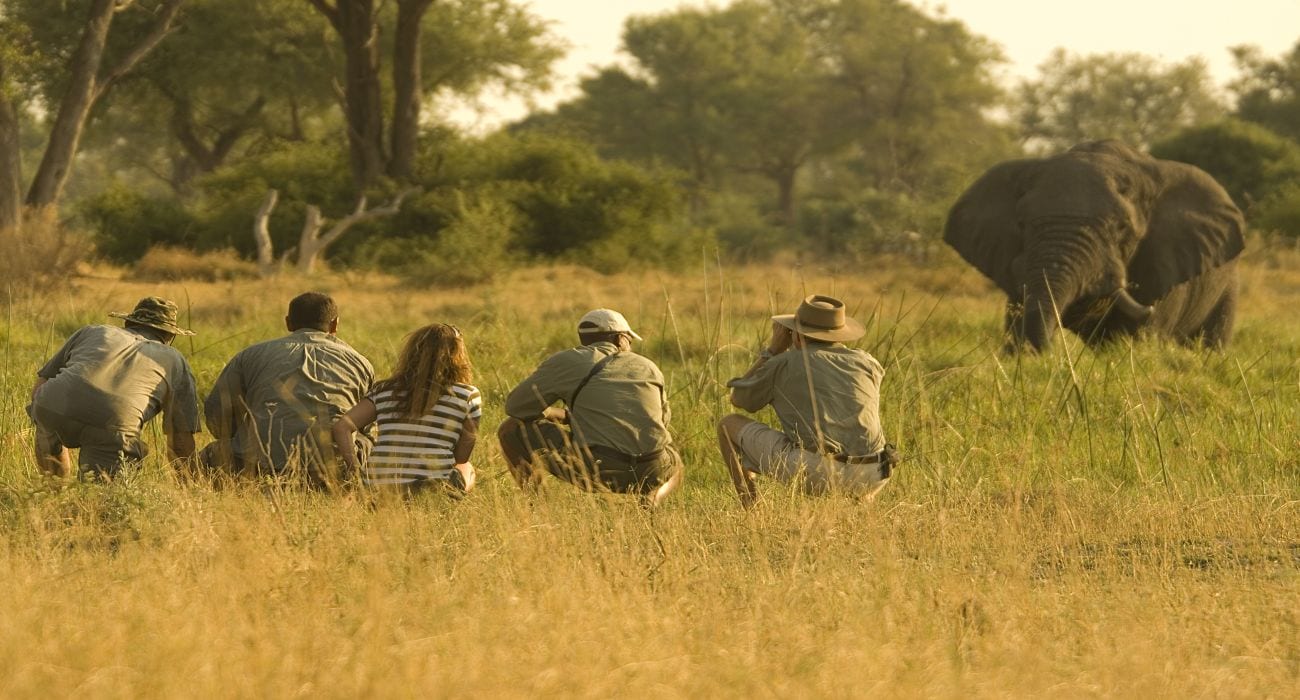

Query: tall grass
left=0, top=246, right=1298, bottom=696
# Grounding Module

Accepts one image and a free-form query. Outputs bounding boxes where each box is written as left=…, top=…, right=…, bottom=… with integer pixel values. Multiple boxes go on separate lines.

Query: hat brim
left=109, top=311, right=196, bottom=336
left=772, top=313, right=865, bottom=342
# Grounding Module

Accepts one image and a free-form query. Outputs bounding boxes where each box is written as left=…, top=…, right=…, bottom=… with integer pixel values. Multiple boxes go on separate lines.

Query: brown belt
left=832, top=452, right=882, bottom=465
left=832, top=451, right=891, bottom=479
left=589, top=444, right=665, bottom=465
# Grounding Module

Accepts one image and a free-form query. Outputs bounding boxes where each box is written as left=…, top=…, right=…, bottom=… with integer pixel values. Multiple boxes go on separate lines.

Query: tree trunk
left=26, top=0, right=184, bottom=210
left=0, top=63, right=23, bottom=232
left=388, top=0, right=433, bottom=181
left=774, top=165, right=798, bottom=228
left=24, top=0, right=117, bottom=210
left=296, top=189, right=416, bottom=274
left=253, top=189, right=279, bottom=277
left=170, top=93, right=265, bottom=190
left=296, top=205, right=327, bottom=274
left=337, top=0, right=387, bottom=191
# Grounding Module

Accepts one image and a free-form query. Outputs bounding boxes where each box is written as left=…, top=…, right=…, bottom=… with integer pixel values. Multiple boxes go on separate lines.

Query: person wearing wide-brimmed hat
left=201, top=292, right=374, bottom=489
left=719, top=294, right=893, bottom=507
left=28, top=296, right=201, bottom=480
left=498, top=308, right=683, bottom=506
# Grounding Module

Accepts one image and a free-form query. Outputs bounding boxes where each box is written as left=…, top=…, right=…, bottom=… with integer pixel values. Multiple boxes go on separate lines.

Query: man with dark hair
left=201, top=292, right=374, bottom=488
left=719, top=294, right=893, bottom=508
left=28, top=296, right=201, bottom=480
left=287, top=292, right=338, bottom=332
left=498, top=308, right=682, bottom=506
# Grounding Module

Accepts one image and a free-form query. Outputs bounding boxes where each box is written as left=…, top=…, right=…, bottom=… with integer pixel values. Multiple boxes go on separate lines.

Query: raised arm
left=726, top=322, right=790, bottom=411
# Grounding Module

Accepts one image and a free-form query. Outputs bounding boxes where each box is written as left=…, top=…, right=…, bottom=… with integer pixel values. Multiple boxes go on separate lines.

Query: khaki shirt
left=204, top=330, right=374, bottom=471
left=727, top=341, right=884, bottom=457
left=505, top=341, right=672, bottom=455
left=35, top=325, right=200, bottom=434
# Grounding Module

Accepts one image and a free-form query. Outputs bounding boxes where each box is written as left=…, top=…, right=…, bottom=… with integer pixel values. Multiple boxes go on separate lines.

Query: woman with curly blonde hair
left=333, top=323, right=480, bottom=494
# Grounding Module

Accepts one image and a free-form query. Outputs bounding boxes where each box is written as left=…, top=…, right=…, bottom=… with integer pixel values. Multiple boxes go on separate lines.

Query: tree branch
left=305, top=0, right=341, bottom=30
left=93, top=0, right=185, bottom=103
left=316, top=187, right=416, bottom=249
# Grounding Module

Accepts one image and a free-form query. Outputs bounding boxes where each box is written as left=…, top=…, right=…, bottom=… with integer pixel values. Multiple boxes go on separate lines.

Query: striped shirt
left=364, top=383, right=482, bottom=486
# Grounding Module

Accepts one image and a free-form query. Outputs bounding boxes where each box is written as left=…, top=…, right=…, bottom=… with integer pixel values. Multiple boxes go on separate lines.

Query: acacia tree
left=540, top=0, right=1008, bottom=227
left=16, top=0, right=185, bottom=210
left=306, top=0, right=559, bottom=191
left=815, top=0, right=1009, bottom=198
left=0, top=43, right=25, bottom=230
left=1230, top=41, right=1300, bottom=143
left=87, top=0, right=337, bottom=193
left=1014, top=50, right=1224, bottom=152
left=0, top=0, right=187, bottom=225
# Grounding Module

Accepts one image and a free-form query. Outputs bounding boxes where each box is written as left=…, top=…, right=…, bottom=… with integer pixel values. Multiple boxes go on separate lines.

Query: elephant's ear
left=943, top=159, right=1037, bottom=296
left=1128, top=161, right=1245, bottom=303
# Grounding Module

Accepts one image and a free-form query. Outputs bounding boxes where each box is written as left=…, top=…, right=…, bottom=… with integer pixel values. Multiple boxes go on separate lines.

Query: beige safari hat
left=772, top=294, right=864, bottom=342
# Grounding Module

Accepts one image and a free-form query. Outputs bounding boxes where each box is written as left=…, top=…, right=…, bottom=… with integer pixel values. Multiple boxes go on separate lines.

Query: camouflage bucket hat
left=109, top=296, right=195, bottom=336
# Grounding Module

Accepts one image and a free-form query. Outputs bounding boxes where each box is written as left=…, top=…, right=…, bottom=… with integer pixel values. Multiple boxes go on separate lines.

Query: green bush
left=359, top=190, right=521, bottom=286
left=794, top=189, right=943, bottom=261
left=1151, top=119, right=1300, bottom=211
left=77, top=184, right=200, bottom=262
left=193, top=141, right=362, bottom=259
left=1253, top=181, right=1300, bottom=237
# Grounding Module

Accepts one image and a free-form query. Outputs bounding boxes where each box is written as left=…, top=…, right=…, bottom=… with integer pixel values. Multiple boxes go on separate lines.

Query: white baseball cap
left=578, top=308, right=642, bottom=340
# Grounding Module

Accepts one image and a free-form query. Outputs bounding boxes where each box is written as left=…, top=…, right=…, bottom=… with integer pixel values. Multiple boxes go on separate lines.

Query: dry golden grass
left=1, top=241, right=1299, bottom=697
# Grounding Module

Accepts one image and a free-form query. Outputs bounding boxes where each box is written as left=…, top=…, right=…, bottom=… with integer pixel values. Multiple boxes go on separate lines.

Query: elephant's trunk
left=1013, top=223, right=1096, bottom=351
left=1018, top=281, right=1065, bottom=352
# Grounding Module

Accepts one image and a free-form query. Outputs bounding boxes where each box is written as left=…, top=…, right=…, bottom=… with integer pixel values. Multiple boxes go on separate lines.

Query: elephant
left=943, top=140, right=1245, bottom=352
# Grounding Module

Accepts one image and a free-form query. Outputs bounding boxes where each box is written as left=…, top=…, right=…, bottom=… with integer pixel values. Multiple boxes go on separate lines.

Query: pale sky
left=449, top=0, right=1300, bottom=130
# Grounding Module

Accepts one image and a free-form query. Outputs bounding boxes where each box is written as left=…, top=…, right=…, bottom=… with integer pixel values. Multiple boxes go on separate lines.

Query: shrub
left=359, top=191, right=521, bottom=286
left=192, top=141, right=361, bottom=259
left=77, top=185, right=200, bottom=262
left=1253, top=181, right=1300, bottom=238
left=1151, top=119, right=1300, bottom=211
left=0, top=209, right=92, bottom=292
left=130, top=246, right=259, bottom=282
left=0, top=209, right=92, bottom=291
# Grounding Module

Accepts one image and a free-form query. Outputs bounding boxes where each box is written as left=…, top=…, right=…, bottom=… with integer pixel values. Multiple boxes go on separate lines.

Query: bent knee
left=718, top=414, right=754, bottom=437
left=496, top=416, right=525, bottom=439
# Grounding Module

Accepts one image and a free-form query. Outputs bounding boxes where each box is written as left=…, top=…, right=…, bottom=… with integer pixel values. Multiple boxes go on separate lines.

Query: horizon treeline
left=2, top=0, right=1298, bottom=283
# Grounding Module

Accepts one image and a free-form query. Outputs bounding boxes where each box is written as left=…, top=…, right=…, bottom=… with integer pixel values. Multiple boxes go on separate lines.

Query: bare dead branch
left=253, top=189, right=279, bottom=276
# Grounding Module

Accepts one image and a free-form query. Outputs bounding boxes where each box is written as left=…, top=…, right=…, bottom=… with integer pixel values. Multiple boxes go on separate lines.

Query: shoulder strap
left=570, top=351, right=620, bottom=407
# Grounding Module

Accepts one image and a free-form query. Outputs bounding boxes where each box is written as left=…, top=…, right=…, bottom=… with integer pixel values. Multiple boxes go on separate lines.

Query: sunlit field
left=2, top=241, right=1299, bottom=697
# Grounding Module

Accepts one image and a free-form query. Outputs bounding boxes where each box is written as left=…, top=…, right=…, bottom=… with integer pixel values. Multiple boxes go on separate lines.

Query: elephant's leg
left=1195, top=284, right=1237, bottom=349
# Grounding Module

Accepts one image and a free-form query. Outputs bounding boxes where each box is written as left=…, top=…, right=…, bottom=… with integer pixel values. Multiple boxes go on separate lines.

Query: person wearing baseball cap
left=718, top=294, right=895, bottom=507
left=28, top=296, right=201, bottom=480
left=498, top=308, right=682, bottom=505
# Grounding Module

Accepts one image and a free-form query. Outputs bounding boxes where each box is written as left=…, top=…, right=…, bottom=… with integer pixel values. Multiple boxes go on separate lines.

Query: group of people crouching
left=27, top=291, right=895, bottom=507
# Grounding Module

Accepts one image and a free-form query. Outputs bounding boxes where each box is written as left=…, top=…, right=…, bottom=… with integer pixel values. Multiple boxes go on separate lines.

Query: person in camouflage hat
left=28, top=296, right=201, bottom=479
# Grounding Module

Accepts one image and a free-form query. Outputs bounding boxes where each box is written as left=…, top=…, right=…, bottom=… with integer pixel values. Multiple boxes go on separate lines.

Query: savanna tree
left=4, top=0, right=185, bottom=213
left=1015, top=49, right=1225, bottom=152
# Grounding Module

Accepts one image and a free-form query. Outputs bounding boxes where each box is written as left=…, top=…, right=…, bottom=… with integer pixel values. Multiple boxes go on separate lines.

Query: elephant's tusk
left=1113, top=288, right=1154, bottom=322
